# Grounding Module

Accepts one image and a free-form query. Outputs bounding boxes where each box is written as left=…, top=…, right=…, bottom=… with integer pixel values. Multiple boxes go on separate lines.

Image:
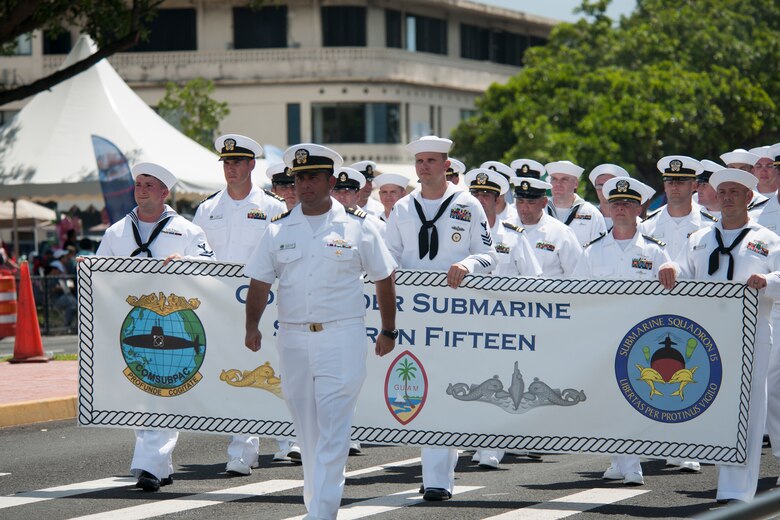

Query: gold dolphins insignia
left=635, top=364, right=664, bottom=399
left=669, top=367, right=698, bottom=401
left=220, top=361, right=283, bottom=398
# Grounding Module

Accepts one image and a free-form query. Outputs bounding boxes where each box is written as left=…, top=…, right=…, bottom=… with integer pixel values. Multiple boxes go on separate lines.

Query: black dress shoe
left=419, top=484, right=425, bottom=494
left=136, top=471, right=161, bottom=492
left=716, top=498, right=745, bottom=505
left=423, top=487, right=452, bottom=501
left=160, top=476, right=173, bottom=486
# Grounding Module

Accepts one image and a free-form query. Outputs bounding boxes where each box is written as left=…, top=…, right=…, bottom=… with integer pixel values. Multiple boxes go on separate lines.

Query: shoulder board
left=501, top=221, right=525, bottom=233
left=264, top=189, right=286, bottom=203
left=197, top=190, right=220, bottom=206
left=641, top=209, right=661, bottom=222
left=271, top=210, right=291, bottom=222
left=346, top=207, right=367, bottom=219
left=582, top=232, right=606, bottom=249
left=700, top=210, right=719, bottom=222
left=747, top=198, right=769, bottom=211
left=642, top=234, right=666, bottom=247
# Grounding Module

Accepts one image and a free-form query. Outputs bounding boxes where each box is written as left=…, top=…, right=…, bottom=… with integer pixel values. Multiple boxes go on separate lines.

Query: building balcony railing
left=42, top=47, right=520, bottom=92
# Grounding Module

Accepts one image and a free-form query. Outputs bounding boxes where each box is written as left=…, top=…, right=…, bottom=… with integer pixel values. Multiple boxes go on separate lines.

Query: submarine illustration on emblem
left=123, top=323, right=202, bottom=355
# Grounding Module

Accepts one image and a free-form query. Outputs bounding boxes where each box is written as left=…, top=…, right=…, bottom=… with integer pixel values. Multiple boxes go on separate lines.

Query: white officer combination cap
left=447, top=158, right=466, bottom=176
left=545, top=160, right=584, bottom=179
left=333, top=167, right=366, bottom=190
left=771, top=143, right=780, bottom=165
left=602, top=177, right=654, bottom=205
left=465, top=168, right=509, bottom=196
left=510, top=159, right=545, bottom=179
left=266, top=161, right=293, bottom=185
left=510, top=177, right=551, bottom=199
left=284, top=143, right=343, bottom=174
left=131, top=162, right=177, bottom=190
left=657, top=155, right=702, bottom=179
left=710, top=168, right=759, bottom=191
left=698, top=159, right=725, bottom=183
left=479, top=161, right=513, bottom=181
left=407, top=135, right=453, bottom=155
left=749, top=146, right=774, bottom=160
left=214, top=134, right=262, bottom=161
left=350, top=160, right=377, bottom=181
left=720, top=148, right=759, bottom=167
left=588, top=163, right=629, bottom=187
left=373, top=173, right=409, bottom=190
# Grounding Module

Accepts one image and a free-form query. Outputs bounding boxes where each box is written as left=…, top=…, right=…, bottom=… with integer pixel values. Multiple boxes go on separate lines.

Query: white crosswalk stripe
left=0, top=477, right=136, bottom=510
left=482, top=489, right=650, bottom=519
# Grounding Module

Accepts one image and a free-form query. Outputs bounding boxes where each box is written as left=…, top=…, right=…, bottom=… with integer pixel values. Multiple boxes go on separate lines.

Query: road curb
left=0, top=396, right=77, bottom=428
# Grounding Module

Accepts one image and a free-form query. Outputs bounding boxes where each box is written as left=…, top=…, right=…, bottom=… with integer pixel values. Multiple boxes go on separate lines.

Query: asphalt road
left=2, top=420, right=780, bottom=519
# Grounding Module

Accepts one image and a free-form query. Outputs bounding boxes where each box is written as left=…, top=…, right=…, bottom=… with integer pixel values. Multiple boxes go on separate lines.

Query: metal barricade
left=28, top=274, right=78, bottom=336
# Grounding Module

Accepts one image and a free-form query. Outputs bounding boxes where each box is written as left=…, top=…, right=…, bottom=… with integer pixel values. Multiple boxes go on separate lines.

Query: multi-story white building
left=1, top=0, right=555, bottom=164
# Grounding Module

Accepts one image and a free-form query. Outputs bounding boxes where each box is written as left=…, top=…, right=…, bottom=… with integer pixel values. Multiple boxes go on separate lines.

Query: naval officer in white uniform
left=193, top=134, right=291, bottom=474
left=385, top=135, right=497, bottom=501
left=96, top=162, right=214, bottom=492
left=244, top=143, right=397, bottom=520
left=545, top=160, right=606, bottom=246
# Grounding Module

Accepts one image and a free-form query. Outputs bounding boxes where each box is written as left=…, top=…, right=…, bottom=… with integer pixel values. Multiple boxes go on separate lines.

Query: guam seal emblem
left=385, top=351, right=428, bottom=425
left=120, top=292, right=206, bottom=397
left=615, top=314, right=722, bottom=423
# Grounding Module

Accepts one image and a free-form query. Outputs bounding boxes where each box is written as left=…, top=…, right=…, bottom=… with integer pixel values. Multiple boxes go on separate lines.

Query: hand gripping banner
left=77, top=257, right=757, bottom=465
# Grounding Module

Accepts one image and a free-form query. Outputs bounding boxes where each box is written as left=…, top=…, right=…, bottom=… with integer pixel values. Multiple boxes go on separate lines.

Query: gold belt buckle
left=309, top=323, right=323, bottom=332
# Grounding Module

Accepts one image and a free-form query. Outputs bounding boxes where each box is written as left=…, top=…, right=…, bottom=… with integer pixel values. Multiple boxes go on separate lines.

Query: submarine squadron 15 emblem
left=120, top=292, right=206, bottom=397
left=615, top=314, right=722, bottom=423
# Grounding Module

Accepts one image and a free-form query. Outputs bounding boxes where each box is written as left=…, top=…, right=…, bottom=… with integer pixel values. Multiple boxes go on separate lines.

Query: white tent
left=0, top=35, right=240, bottom=203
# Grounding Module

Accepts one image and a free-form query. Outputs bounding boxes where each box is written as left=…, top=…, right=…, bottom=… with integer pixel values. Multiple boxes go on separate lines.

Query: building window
left=10, top=34, right=32, bottom=56
left=406, top=14, right=447, bottom=55
left=287, top=103, right=301, bottom=145
left=460, top=109, right=477, bottom=120
left=43, top=30, right=71, bottom=55
left=460, top=24, right=489, bottom=61
left=322, top=6, right=366, bottom=47
left=233, top=6, right=287, bottom=49
left=386, top=9, right=402, bottom=48
left=129, top=8, right=197, bottom=52
left=312, top=103, right=400, bottom=144
left=493, top=31, right=526, bottom=66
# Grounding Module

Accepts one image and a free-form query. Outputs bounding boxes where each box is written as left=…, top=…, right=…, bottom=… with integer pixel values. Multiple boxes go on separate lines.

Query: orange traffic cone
left=9, top=262, right=48, bottom=363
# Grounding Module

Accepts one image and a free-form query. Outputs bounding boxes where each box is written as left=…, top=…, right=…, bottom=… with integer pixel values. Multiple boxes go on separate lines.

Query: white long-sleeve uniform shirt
left=193, top=185, right=286, bottom=263
left=244, top=199, right=396, bottom=324
left=490, top=220, right=542, bottom=277
left=638, top=202, right=718, bottom=260
left=518, top=212, right=582, bottom=277
left=573, top=230, right=670, bottom=279
left=547, top=194, right=607, bottom=247
left=385, top=183, right=497, bottom=272
left=96, top=205, right=213, bottom=259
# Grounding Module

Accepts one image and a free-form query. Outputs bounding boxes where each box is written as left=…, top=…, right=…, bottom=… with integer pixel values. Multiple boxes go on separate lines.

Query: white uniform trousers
left=475, top=449, right=505, bottom=464
left=130, top=429, right=178, bottom=479
left=766, top=308, right=780, bottom=462
left=422, top=447, right=458, bottom=492
left=227, top=434, right=259, bottom=464
left=716, top=340, right=770, bottom=502
left=278, top=321, right=367, bottom=520
left=610, top=455, right=642, bottom=476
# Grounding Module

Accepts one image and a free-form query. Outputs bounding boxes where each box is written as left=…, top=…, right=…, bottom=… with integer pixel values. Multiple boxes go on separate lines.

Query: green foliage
left=157, top=79, right=230, bottom=150
left=451, top=0, right=780, bottom=194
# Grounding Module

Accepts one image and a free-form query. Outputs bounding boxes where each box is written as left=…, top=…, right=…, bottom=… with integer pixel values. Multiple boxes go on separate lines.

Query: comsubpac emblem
left=385, top=350, right=428, bottom=425
left=120, top=292, right=206, bottom=397
left=615, top=314, right=722, bottom=423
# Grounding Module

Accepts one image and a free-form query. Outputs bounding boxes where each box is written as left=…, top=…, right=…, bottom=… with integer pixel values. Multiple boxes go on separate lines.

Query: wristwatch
left=381, top=328, right=399, bottom=340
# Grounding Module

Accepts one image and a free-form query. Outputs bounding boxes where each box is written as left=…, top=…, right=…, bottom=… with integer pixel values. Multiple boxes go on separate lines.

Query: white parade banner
left=77, top=257, right=757, bottom=465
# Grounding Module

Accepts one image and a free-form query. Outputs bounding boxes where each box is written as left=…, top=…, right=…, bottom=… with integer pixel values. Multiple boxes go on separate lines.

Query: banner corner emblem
left=385, top=350, right=428, bottom=425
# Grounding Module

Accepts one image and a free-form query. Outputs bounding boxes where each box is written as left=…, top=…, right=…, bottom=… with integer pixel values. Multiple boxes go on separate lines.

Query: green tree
left=395, top=358, right=418, bottom=405
left=157, top=78, right=230, bottom=150
left=451, top=0, right=780, bottom=195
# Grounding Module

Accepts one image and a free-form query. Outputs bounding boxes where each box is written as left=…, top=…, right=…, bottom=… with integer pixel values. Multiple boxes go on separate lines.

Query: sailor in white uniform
left=695, top=159, right=725, bottom=221
left=96, top=162, right=214, bottom=492
left=587, top=163, right=630, bottom=231
left=267, top=162, right=298, bottom=211
left=446, top=158, right=466, bottom=187
left=244, top=144, right=398, bottom=520
left=511, top=177, right=582, bottom=277
left=720, top=148, right=769, bottom=210
left=659, top=168, right=780, bottom=504
left=545, top=160, right=606, bottom=246
left=331, top=167, right=386, bottom=232
left=374, top=173, right=409, bottom=222
left=193, top=135, right=291, bottom=474
left=351, top=160, right=385, bottom=218
left=480, top=161, right=518, bottom=223
left=385, top=135, right=497, bottom=501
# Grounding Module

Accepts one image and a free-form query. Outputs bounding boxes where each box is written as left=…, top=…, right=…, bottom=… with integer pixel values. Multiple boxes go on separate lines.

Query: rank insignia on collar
left=295, top=148, right=309, bottom=165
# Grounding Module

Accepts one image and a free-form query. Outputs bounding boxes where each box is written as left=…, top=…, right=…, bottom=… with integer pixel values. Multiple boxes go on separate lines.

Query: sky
left=474, top=0, right=636, bottom=23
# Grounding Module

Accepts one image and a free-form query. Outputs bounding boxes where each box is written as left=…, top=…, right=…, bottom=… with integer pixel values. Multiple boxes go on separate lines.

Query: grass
left=0, top=352, right=78, bottom=362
